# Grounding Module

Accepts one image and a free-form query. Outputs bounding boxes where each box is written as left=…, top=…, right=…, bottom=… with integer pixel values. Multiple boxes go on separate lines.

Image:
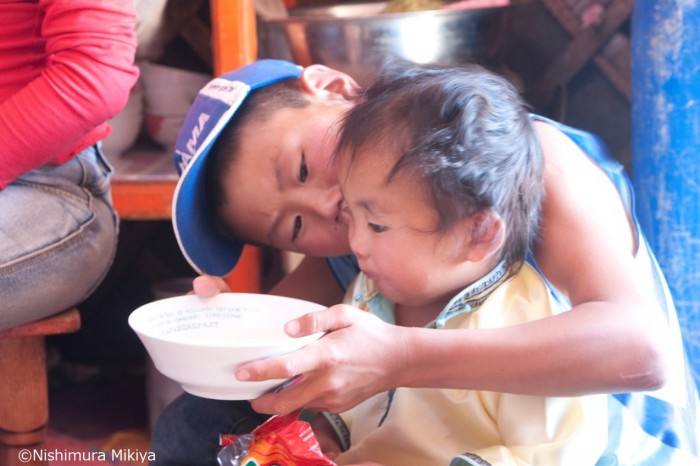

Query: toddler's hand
left=309, top=414, right=342, bottom=460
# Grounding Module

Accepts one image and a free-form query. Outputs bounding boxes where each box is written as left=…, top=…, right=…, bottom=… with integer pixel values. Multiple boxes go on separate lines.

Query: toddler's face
left=338, top=149, right=473, bottom=308
left=219, top=104, right=352, bottom=256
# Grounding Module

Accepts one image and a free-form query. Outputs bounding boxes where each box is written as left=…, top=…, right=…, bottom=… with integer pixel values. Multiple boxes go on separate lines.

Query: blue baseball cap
left=172, top=59, right=303, bottom=276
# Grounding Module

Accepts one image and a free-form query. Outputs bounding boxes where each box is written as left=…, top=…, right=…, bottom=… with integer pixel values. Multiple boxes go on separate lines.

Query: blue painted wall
left=631, top=1, right=700, bottom=389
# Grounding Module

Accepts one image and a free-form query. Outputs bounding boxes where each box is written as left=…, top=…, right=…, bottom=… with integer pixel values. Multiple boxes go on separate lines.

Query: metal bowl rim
left=260, top=2, right=510, bottom=24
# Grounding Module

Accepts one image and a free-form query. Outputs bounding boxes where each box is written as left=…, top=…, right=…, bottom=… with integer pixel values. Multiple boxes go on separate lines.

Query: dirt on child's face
left=220, top=104, right=352, bottom=256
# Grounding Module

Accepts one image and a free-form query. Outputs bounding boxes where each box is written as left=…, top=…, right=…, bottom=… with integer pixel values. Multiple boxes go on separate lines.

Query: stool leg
left=0, top=336, right=49, bottom=466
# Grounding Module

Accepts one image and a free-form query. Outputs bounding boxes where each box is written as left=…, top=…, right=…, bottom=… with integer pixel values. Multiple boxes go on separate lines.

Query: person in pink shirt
left=0, top=0, right=139, bottom=329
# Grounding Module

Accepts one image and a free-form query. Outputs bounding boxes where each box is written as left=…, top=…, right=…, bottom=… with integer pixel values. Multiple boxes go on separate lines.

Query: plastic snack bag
left=217, top=410, right=336, bottom=466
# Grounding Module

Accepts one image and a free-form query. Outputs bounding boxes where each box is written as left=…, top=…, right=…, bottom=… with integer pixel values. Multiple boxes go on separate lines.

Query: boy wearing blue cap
left=172, top=59, right=355, bottom=277
left=151, top=59, right=699, bottom=465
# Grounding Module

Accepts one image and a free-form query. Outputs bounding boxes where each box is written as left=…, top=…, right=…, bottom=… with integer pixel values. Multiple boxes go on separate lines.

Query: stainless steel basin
left=257, top=1, right=512, bottom=85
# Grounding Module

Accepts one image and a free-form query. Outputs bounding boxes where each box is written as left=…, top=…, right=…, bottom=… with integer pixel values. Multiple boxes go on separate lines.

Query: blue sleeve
left=326, top=255, right=359, bottom=291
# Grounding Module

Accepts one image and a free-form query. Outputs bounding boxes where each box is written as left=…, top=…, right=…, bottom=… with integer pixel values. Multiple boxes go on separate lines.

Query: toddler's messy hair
left=335, top=59, right=544, bottom=269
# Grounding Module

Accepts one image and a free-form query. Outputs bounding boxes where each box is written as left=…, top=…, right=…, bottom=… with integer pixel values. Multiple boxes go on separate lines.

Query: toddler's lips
left=361, top=268, right=378, bottom=282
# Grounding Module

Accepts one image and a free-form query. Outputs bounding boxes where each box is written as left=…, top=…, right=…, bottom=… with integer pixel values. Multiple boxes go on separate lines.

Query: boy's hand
left=235, top=304, right=409, bottom=414
left=191, top=275, right=230, bottom=297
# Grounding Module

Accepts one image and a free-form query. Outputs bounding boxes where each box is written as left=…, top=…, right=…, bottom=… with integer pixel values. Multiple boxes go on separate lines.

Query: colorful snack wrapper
left=217, top=410, right=337, bottom=466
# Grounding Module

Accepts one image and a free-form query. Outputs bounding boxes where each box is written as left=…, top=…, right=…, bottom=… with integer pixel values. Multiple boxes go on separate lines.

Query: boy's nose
left=307, top=186, right=343, bottom=222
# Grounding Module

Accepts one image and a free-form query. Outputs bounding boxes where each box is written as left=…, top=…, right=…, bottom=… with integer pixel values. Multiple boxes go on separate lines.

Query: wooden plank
left=538, top=0, right=632, bottom=98
left=107, top=4, right=263, bottom=291
left=594, top=33, right=631, bottom=101
left=531, top=0, right=632, bottom=107
left=112, top=180, right=176, bottom=220
left=160, top=0, right=209, bottom=44
left=180, top=16, right=214, bottom=69
left=209, top=0, right=262, bottom=291
left=109, top=145, right=178, bottom=220
left=539, top=0, right=581, bottom=33
left=538, top=0, right=632, bottom=87
left=210, top=0, right=257, bottom=74
left=0, top=308, right=80, bottom=338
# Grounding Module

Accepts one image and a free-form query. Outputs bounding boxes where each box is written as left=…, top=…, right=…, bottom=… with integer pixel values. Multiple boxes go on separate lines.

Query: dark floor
left=42, top=219, right=280, bottom=461
left=48, top=364, right=148, bottom=440
left=44, top=221, right=181, bottom=459
left=45, top=357, right=151, bottom=466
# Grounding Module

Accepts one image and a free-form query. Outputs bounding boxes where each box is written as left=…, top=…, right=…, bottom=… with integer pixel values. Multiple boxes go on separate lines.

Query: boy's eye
left=299, top=154, right=308, bottom=182
left=292, top=215, right=302, bottom=241
left=368, top=222, right=386, bottom=233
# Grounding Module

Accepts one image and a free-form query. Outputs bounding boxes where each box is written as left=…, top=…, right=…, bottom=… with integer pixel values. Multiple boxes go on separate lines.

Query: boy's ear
left=300, top=65, right=361, bottom=101
left=461, top=211, right=505, bottom=263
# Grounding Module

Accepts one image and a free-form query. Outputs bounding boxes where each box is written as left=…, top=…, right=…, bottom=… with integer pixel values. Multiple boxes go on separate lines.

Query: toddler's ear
left=300, top=65, right=361, bottom=101
left=463, top=211, right=505, bottom=263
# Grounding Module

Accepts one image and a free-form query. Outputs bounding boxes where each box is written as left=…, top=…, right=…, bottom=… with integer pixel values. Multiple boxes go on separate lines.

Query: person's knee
left=150, top=393, right=269, bottom=466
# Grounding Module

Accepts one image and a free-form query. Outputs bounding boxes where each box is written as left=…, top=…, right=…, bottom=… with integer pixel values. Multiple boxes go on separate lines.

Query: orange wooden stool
left=0, top=308, right=81, bottom=466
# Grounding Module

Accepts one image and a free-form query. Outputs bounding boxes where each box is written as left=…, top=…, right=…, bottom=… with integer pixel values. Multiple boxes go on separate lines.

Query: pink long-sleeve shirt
left=0, top=0, right=139, bottom=188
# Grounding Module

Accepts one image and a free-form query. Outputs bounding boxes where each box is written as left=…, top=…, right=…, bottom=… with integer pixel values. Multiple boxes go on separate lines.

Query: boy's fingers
left=249, top=370, right=333, bottom=414
left=249, top=388, right=302, bottom=415
left=236, top=340, right=321, bottom=382
left=192, top=275, right=230, bottom=297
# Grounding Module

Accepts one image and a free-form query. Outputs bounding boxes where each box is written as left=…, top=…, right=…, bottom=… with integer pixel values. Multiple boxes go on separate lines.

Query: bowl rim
left=128, top=292, right=326, bottom=348
left=261, top=1, right=512, bottom=24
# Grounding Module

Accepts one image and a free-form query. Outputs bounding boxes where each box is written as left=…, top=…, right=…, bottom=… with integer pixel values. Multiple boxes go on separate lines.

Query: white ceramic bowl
left=139, top=61, right=211, bottom=149
left=128, top=293, right=325, bottom=400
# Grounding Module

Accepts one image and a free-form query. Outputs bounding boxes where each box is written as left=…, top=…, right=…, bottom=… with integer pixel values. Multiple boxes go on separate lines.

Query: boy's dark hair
left=335, top=60, right=544, bottom=269
left=205, top=78, right=310, bottom=242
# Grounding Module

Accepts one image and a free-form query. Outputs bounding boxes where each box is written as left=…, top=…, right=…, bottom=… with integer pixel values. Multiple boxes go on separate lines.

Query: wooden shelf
left=109, top=1, right=261, bottom=291
left=109, top=144, right=177, bottom=221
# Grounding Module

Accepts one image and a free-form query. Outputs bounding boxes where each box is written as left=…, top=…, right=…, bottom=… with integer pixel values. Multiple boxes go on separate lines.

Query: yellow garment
left=335, top=264, right=608, bottom=466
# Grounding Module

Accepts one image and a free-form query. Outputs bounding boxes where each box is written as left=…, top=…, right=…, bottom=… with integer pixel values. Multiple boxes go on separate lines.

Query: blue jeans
left=0, top=145, right=118, bottom=329
left=150, top=393, right=269, bottom=466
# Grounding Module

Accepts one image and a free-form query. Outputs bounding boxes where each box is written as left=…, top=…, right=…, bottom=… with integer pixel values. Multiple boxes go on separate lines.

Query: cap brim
left=172, top=60, right=303, bottom=276
left=173, top=141, right=242, bottom=277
